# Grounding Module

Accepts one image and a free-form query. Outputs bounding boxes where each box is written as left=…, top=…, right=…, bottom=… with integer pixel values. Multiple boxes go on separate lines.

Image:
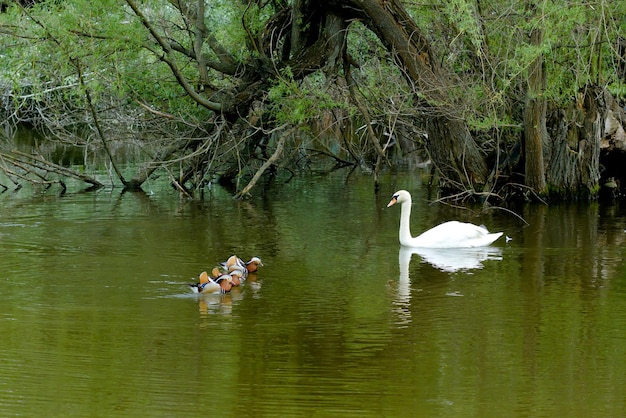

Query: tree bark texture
left=425, top=117, right=487, bottom=190
left=523, top=27, right=548, bottom=196
left=546, top=86, right=602, bottom=198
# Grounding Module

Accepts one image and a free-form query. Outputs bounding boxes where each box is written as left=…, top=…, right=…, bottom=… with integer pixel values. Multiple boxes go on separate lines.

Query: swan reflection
left=400, top=245, right=502, bottom=274
left=393, top=246, right=503, bottom=325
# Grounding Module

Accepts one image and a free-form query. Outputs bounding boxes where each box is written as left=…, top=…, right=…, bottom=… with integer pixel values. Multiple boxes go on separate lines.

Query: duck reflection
left=197, top=293, right=236, bottom=317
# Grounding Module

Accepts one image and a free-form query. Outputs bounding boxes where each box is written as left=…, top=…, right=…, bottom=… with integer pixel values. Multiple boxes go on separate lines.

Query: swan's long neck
left=399, top=198, right=415, bottom=246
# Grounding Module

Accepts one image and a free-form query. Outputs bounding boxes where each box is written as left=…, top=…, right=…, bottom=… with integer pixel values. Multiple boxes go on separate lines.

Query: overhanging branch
left=125, top=0, right=223, bottom=112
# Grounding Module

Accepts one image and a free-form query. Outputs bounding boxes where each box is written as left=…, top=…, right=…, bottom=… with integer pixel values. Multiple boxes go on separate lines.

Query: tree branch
left=2, top=150, right=103, bottom=188
left=125, top=0, right=223, bottom=112
left=234, top=135, right=287, bottom=199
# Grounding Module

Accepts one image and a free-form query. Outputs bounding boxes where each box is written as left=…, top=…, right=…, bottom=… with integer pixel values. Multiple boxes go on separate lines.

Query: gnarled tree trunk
left=335, top=0, right=488, bottom=190
left=425, top=118, right=487, bottom=190
left=546, top=85, right=602, bottom=199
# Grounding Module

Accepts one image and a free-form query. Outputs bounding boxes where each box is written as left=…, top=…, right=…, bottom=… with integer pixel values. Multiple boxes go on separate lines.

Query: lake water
left=1, top=169, right=626, bottom=417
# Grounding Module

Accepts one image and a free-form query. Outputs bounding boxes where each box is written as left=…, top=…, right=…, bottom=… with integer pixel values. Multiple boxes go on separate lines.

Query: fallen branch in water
left=234, top=134, right=287, bottom=199
left=0, top=150, right=103, bottom=189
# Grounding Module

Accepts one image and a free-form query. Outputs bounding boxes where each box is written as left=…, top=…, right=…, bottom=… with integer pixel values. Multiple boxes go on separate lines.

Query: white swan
left=387, top=190, right=503, bottom=248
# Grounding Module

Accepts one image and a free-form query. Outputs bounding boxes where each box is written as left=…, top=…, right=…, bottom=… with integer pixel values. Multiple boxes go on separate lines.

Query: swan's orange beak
left=387, top=197, right=398, bottom=207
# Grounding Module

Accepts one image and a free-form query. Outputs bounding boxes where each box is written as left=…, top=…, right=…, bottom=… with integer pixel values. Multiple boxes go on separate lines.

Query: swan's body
left=387, top=190, right=502, bottom=248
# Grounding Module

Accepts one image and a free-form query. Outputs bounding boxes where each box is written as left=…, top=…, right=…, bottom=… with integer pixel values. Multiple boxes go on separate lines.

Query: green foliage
left=443, top=0, right=484, bottom=54
left=467, top=113, right=516, bottom=131
left=607, top=83, right=626, bottom=100
left=344, top=22, right=415, bottom=117
left=0, top=0, right=214, bottom=121
left=1, top=0, right=625, bottom=194
left=406, top=0, right=626, bottom=134
left=267, top=68, right=346, bottom=127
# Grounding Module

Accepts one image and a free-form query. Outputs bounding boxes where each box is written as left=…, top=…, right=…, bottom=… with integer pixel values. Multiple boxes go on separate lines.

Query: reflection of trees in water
left=522, top=203, right=626, bottom=285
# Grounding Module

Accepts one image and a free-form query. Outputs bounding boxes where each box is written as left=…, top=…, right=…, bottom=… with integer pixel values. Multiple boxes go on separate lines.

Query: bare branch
left=125, top=0, right=222, bottom=112
left=135, top=100, right=175, bottom=119
left=234, top=134, right=288, bottom=199
left=1, top=150, right=103, bottom=188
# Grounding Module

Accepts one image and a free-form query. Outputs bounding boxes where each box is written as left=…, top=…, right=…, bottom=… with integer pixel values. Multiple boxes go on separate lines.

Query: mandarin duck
left=189, top=271, right=233, bottom=294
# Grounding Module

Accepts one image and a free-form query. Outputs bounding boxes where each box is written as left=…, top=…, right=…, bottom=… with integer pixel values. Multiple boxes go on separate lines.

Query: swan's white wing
left=413, top=221, right=502, bottom=248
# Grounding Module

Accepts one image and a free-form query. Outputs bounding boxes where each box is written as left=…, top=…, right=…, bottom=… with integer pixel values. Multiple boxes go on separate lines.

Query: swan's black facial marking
left=387, top=194, right=399, bottom=208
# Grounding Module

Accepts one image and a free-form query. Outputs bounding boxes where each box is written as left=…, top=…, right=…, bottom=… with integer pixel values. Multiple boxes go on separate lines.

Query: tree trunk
left=426, top=117, right=487, bottom=189
left=546, top=85, right=602, bottom=199
left=523, top=27, right=548, bottom=196
left=333, top=0, right=488, bottom=190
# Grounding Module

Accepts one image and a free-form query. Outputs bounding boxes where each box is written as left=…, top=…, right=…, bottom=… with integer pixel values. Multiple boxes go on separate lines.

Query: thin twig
left=134, top=100, right=175, bottom=119
left=482, top=205, right=529, bottom=225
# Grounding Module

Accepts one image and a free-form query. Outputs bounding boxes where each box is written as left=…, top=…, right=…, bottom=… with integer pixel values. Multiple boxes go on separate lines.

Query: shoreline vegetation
left=1, top=1, right=625, bottom=203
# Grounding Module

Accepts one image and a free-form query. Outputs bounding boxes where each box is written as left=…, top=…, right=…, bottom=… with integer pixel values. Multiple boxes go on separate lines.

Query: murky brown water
left=1, top=169, right=626, bottom=417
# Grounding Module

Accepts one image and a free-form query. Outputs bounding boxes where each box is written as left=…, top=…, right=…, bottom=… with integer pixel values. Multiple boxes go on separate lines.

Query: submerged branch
left=234, top=134, right=287, bottom=199
left=0, top=150, right=103, bottom=188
